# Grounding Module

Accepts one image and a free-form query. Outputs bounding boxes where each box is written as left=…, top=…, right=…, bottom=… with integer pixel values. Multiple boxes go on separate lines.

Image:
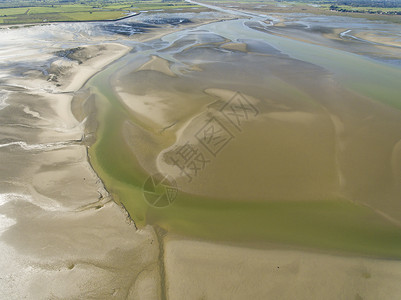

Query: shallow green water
left=87, top=17, right=401, bottom=259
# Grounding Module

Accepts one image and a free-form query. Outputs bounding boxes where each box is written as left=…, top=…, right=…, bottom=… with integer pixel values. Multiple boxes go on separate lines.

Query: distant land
left=202, top=0, right=401, bottom=23
left=1, top=0, right=400, bottom=25
left=0, top=0, right=203, bottom=24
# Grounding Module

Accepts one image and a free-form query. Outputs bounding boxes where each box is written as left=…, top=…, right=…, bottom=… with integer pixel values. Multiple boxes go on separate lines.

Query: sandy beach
left=0, top=27, right=163, bottom=299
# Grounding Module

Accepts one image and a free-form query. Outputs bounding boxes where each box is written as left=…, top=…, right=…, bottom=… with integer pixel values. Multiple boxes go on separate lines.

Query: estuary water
left=87, top=7, right=401, bottom=257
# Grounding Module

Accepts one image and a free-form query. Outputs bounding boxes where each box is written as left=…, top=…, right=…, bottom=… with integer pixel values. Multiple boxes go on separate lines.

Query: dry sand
left=137, top=55, right=177, bottom=77
left=62, top=44, right=132, bottom=92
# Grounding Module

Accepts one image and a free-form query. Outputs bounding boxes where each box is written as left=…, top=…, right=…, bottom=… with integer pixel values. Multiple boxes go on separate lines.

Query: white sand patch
left=0, top=141, right=72, bottom=151
left=0, top=91, right=9, bottom=110
left=62, top=43, right=131, bottom=92
left=137, top=55, right=176, bottom=77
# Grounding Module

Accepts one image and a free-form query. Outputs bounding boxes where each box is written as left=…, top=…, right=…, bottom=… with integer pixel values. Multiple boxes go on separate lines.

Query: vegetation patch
left=0, top=0, right=201, bottom=24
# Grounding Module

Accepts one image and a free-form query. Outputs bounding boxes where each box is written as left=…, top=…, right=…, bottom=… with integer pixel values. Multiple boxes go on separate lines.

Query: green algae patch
left=147, top=195, right=401, bottom=259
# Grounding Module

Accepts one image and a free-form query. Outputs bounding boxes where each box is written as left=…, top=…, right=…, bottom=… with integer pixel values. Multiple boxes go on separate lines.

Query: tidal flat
left=0, top=11, right=229, bottom=298
left=88, top=5, right=401, bottom=259
left=2, top=3, right=401, bottom=299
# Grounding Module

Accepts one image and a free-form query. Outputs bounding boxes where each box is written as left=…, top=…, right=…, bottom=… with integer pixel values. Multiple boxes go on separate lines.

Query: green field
left=0, top=0, right=201, bottom=24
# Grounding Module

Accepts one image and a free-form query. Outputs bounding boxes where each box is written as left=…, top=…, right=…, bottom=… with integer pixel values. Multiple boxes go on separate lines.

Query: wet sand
left=87, top=4, right=401, bottom=299
left=0, top=41, right=165, bottom=298
left=0, top=12, right=241, bottom=298
left=101, top=20, right=401, bottom=224
left=165, top=237, right=401, bottom=300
